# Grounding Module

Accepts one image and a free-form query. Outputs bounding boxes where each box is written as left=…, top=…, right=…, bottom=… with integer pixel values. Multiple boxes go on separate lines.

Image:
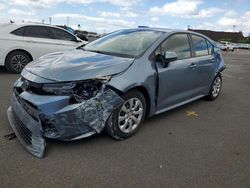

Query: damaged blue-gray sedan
left=7, top=28, right=226, bottom=158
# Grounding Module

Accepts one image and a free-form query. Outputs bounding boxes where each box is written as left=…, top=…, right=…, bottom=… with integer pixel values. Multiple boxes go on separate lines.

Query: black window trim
left=11, top=25, right=77, bottom=41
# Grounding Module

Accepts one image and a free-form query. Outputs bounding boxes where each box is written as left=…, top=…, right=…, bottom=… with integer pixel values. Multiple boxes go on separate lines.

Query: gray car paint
left=7, top=29, right=225, bottom=158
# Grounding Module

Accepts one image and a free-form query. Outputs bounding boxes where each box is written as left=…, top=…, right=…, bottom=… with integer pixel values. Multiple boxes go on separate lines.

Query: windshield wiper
left=76, top=44, right=86, bottom=50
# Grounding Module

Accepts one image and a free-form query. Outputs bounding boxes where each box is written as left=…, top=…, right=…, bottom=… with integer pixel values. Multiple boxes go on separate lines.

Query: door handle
left=188, top=63, right=197, bottom=68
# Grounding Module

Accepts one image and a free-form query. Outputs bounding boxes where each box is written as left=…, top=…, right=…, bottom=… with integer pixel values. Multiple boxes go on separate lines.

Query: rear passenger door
left=22, top=26, right=63, bottom=59
left=190, top=34, right=216, bottom=95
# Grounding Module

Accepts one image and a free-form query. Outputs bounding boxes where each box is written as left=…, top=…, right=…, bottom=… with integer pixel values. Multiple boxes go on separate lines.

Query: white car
left=0, top=23, right=87, bottom=73
left=219, top=41, right=235, bottom=51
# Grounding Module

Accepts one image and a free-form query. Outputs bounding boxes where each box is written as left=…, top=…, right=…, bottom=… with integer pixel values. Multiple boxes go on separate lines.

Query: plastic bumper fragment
left=7, top=95, right=46, bottom=158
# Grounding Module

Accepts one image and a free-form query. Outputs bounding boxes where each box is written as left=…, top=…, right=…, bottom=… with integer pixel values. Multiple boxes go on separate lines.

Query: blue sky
left=0, top=0, right=250, bottom=35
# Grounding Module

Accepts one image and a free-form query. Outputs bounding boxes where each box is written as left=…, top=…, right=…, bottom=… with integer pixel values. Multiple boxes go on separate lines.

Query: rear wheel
left=206, top=74, right=222, bottom=101
left=106, top=90, right=146, bottom=140
left=5, top=51, right=31, bottom=73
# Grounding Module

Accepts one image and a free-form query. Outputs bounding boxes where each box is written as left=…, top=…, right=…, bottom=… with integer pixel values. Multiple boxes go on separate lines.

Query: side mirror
left=74, top=36, right=82, bottom=43
left=164, top=51, right=178, bottom=62
left=159, top=51, right=178, bottom=68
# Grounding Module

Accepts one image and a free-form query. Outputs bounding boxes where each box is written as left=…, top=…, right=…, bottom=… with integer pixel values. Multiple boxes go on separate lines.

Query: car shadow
left=145, top=98, right=205, bottom=124
left=46, top=98, right=207, bottom=150
left=0, top=66, right=9, bottom=74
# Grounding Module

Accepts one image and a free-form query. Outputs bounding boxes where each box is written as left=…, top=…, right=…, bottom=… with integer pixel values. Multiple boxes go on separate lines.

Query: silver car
left=7, top=28, right=226, bottom=158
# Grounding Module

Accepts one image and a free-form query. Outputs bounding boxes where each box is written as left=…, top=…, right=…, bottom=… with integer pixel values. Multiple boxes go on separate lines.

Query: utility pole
left=42, top=19, right=44, bottom=24
left=233, top=25, right=236, bottom=32
left=49, top=17, right=52, bottom=25
left=67, top=17, right=69, bottom=26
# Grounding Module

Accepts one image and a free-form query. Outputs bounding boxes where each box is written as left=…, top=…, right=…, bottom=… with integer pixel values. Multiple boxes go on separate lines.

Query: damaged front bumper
left=7, top=77, right=123, bottom=158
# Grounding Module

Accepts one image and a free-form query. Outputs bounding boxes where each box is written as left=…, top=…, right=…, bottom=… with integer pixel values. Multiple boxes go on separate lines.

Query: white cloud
left=53, top=13, right=136, bottom=28
left=195, top=22, right=217, bottom=30
left=9, top=9, right=36, bottom=16
left=10, top=0, right=141, bottom=9
left=149, top=0, right=223, bottom=18
left=99, top=9, right=138, bottom=18
left=100, top=11, right=121, bottom=17
left=194, top=8, right=224, bottom=18
left=10, top=0, right=63, bottom=9
left=151, top=17, right=159, bottom=22
left=194, top=11, right=250, bottom=36
left=149, top=0, right=202, bottom=16
left=217, top=17, right=238, bottom=26
left=0, top=3, right=5, bottom=10
left=224, top=10, right=237, bottom=18
left=123, top=11, right=138, bottom=17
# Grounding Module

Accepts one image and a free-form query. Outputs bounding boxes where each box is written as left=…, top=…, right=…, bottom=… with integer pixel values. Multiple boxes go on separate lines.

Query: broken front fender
left=43, top=89, right=124, bottom=140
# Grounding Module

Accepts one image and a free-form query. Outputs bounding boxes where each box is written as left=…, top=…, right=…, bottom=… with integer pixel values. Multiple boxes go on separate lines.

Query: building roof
left=188, top=29, right=245, bottom=43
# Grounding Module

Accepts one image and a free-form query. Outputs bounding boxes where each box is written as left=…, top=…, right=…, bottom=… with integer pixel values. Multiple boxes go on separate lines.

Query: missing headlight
left=42, top=76, right=111, bottom=103
left=71, top=80, right=103, bottom=103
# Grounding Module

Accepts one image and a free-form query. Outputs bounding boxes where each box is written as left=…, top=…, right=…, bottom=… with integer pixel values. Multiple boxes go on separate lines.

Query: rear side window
left=23, top=26, right=52, bottom=39
left=49, top=28, right=76, bottom=41
left=160, top=34, right=191, bottom=60
left=192, top=35, right=209, bottom=56
left=11, top=27, right=25, bottom=36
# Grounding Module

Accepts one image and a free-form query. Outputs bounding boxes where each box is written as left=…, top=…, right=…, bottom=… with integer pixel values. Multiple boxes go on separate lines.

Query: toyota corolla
left=7, top=28, right=225, bottom=158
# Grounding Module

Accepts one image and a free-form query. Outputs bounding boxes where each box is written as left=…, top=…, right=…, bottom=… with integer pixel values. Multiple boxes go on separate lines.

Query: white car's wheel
left=5, top=51, right=32, bottom=74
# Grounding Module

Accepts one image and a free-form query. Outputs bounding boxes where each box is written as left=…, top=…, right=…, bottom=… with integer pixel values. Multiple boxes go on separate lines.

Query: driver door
left=155, top=33, right=199, bottom=111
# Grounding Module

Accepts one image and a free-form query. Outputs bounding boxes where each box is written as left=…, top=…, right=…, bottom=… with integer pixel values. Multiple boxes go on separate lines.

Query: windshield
left=84, top=30, right=164, bottom=58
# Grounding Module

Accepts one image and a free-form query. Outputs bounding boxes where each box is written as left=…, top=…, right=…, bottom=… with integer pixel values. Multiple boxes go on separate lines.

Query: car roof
left=0, top=22, right=68, bottom=33
left=120, top=28, right=215, bottom=42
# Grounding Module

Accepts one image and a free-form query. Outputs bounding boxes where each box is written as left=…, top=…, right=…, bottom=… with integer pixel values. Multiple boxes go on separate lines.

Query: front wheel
left=206, top=75, right=222, bottom=101
left=106, top=90, right=146, bottom=140
left=5, top=51, right=31, bottom=74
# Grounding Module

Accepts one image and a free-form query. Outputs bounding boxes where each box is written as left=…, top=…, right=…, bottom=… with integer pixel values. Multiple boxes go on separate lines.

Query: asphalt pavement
left=0, top=50, right=249, bottom=188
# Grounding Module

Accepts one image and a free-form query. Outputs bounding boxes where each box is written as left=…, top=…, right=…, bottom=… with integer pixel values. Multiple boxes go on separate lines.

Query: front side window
left=160, top=34, right=191, bottom=60
left=23, top=26, right=52, bottom=39
left=192, top=35, right=209, bottom=56
left=50, top=28, right=76, bottom=41
left=84, top=30, right=164, bottom=58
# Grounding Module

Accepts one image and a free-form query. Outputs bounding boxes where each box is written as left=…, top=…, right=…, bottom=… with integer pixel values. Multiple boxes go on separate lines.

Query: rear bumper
left=7, top=95, right=46, bottom=158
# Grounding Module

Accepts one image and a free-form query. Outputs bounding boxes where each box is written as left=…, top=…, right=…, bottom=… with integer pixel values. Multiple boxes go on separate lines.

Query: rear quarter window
left=11, top=27, right=25, bottom=36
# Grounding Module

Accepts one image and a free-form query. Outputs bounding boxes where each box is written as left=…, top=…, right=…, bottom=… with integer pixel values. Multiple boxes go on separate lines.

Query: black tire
left=206, top=74, right=222, bottom=101
left=106, top=90, right=147, bottom=140
left=5, top=51, right=32, bottom=74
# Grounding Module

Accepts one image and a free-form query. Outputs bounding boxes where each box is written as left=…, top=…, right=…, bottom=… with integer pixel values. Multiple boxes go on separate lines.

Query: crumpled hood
left=24, top=49, right=134, bottom=82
